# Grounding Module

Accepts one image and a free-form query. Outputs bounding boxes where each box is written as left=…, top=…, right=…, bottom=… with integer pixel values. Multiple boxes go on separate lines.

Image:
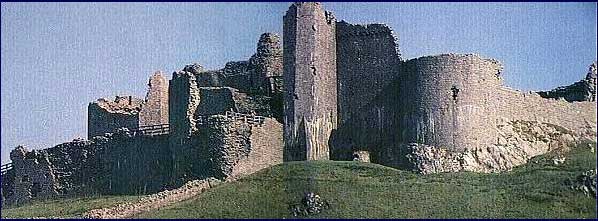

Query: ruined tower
left=283, top=2, right=337, bottom=161
left=139, top=71, right=169, bottom=126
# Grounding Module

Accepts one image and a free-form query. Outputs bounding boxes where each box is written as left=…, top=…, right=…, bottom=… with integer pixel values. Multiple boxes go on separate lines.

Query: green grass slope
left=1, top=195, right=142, bottom=218
left=2, top=142, right=595, bottom=219
left=136, top=143, right=597, bottom=219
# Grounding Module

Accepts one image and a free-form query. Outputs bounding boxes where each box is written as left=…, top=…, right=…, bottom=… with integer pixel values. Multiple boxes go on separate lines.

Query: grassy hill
left=135, top=143, right=597, bottom=219
left=1, top=195, right=142, bottom=218
left=2, top=142, right=596, bottom=219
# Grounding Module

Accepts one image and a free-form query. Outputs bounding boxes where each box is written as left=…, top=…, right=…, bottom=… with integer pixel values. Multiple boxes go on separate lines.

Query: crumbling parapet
left=249, top=33, right=283, bottom=91
left=283, top=2, right=338, bottom=161
left=537, top=61, right=598, bottom=102
left=88, top=72, right=170, bottom=139
left=88, top=96, right=143, bottom=138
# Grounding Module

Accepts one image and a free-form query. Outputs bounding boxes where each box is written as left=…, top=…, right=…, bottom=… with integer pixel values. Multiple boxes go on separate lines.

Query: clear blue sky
left=1, top=2, right=596, bottom=164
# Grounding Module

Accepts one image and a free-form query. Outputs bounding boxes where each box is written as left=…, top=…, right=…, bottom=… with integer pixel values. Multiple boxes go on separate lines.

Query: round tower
left=399, top=54, right=503, bottom=151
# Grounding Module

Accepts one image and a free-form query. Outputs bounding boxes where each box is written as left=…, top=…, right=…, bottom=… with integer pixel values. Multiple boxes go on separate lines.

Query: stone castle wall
left=537, top=62, right=597, bottom=102
left=191, top=115, right=283, bottom=179
left=495, top=87, right=596, bottom=141
left=283, top=2, right=338, bottom=161
left=329, top=53, right=596, bottom=173
left=3, top=132, right=173, bottom=205
left=398, top=54, right=503, bottom=151
left=89, top=72, right=170, bottom=139
left=336, top=21, right=401, bottom=125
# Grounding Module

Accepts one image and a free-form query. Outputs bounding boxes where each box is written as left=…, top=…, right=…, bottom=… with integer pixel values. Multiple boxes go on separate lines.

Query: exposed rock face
left=537, top=62, right=597, bottom=102
left=352, top=151, right=370, bottom=162
left=290, top=192, right=330, bottom=217
left=568, top=169, right=597, bottom=198
left=402, top=120, right=581, bottom=174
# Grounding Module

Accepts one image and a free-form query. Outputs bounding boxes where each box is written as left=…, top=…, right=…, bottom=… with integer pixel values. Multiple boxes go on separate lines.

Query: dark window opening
left=451, top=86, right=460, bottom=101
left=31, top=182, right=41, bottom=198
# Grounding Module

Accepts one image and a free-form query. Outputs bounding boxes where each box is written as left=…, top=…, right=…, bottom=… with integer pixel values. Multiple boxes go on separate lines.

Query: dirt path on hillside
left=82, top=178, right=221, bottom=219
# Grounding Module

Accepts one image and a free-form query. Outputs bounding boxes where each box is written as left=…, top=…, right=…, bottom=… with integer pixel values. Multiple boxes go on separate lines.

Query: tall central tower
left=283, top=2, right=338, bottom=161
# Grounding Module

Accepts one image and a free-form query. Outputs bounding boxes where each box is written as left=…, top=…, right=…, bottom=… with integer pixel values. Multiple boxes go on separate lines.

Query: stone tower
left=283, top=2, right=338, bottom=161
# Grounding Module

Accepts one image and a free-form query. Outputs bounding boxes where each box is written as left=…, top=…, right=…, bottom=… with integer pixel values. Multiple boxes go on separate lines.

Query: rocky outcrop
left=568, top=169, right=597, bottom=198
left=537, top=62, right=597, bottom=102
left=404, top=120, right=581, bottom=174
left=290, top=192, right=330, bottom=217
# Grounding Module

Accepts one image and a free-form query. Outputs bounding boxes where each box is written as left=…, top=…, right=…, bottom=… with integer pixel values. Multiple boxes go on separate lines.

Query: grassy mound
left=1, top=195, right=142, bottom=218
left=135, top=142, right=597, bottom=219
left=2, top=142, right=595, bottom=218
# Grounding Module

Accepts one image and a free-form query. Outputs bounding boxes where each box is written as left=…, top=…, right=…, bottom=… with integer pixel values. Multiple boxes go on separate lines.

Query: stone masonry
left=87, top=96, right=142, bottom=138
left=3, top=2, right=597, bottom=207
left=88, top=72, right=169, bottom=138
left=139, top=71, right=170, bottom=127
left=537, top=61, right=597, bottom=102
left=286, top=3, right=597, bottom=174
left=283, top=2, right=338, bottom=161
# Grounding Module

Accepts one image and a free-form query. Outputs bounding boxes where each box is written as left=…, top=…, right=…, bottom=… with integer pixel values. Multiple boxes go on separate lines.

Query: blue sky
left=1, top=2, right=596, bottom=164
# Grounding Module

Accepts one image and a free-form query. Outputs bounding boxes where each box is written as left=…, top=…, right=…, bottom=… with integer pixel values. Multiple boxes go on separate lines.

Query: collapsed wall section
left=181, top=33, right=283, bottom=95
left=283, top=2, right=338, bottom=161
left=537, top=61, right=597, bottom=102
left=88, top=96, right=143, bottom=138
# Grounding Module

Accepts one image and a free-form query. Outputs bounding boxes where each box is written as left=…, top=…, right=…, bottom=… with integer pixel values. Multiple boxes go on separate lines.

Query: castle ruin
left=1, top=2, right=596, bottom=206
